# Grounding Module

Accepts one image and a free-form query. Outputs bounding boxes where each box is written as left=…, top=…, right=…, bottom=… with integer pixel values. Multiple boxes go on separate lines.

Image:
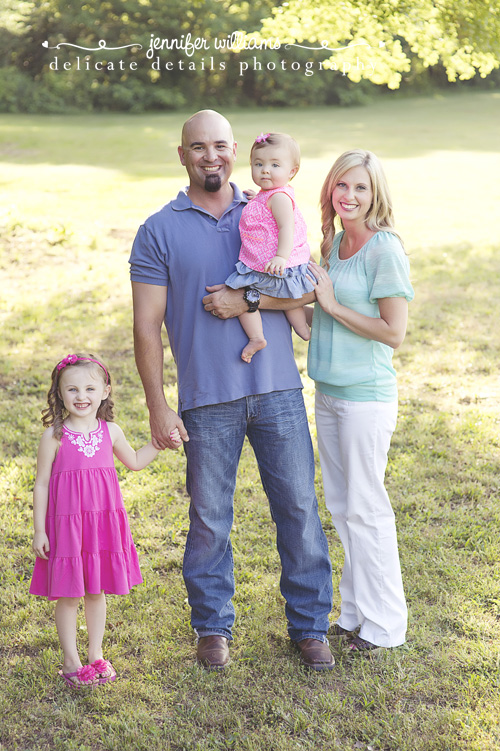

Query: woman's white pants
left=315, top=391, right=407, bottom=648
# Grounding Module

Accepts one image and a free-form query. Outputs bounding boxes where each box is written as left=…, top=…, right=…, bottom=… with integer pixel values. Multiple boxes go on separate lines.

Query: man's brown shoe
left=295, top=638, right=335, bottom=671
left=196, top=635, right=230, bottom=670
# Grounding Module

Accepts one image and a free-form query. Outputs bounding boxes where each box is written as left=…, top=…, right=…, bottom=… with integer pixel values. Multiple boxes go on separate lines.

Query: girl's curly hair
left=42, top=353, right=114, bottom=440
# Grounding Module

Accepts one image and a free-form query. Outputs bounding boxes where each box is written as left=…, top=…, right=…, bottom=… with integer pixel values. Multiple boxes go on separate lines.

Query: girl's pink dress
left=29, top=420, right=143, bottom=600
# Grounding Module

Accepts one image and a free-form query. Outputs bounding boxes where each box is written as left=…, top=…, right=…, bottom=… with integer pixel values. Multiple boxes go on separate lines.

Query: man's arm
left=132, top=281, right=189, bottom=449
left=203, top=285, right=316, bottom=319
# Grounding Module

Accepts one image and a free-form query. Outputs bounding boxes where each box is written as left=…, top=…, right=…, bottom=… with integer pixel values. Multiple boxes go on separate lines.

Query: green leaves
left=257, top=0, right=500, bottom=87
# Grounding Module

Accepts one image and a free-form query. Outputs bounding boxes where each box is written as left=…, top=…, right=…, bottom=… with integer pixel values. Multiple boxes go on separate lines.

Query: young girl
left=307, top=150, right=414, bottom=653
left=225, top=132, right=314, bottom=363
left=29, top=353, right=181, bottom=688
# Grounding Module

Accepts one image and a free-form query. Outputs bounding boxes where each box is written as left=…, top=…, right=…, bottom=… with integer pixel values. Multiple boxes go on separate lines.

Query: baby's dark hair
left=42, top=353, right=114, bottom=440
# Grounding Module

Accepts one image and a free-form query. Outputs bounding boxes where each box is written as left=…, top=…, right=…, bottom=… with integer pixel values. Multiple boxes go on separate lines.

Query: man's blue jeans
left=182, top=389, right=333, bottom=642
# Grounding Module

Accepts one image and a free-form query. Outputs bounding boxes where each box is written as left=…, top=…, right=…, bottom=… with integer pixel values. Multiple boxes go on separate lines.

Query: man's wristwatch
left=243, top=286, right=260, bottom=313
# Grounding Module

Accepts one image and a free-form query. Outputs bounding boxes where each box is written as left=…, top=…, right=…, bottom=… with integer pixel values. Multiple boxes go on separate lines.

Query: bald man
left=129, top=110, right=334, bottom=671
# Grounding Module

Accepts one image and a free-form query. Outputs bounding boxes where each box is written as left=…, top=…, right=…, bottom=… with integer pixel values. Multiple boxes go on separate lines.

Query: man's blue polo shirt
left=129, top=184, right=302, bottom=412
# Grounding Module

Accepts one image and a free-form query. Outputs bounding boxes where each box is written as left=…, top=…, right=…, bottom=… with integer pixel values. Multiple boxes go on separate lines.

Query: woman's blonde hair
left=42, top=353, right=114, bottom=440
left=319, top=149, right=400, bottom=267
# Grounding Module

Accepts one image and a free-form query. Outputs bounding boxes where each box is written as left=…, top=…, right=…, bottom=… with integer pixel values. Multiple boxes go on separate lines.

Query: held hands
left=169, top=427, right=182, bottom=447
left=306, top=261, right=337, bottom=315
left=150, top=405, right=189, bottom=451
left=265, top=256, right=287, bottom=276
left=33, top=531, right=50, bottom=560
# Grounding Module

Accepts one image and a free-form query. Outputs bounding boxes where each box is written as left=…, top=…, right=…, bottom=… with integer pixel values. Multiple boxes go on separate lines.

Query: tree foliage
left=1, top=0, right=371, bottom=112
left=257, top=0, right=500, bottom=88
left=0, top=0, right=284, bottom=111
left=0, top=0, right=499, bottom=111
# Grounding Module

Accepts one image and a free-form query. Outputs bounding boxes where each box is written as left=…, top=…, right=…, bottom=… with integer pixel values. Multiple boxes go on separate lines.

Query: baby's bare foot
left=241, top=337, right=267, bottom=363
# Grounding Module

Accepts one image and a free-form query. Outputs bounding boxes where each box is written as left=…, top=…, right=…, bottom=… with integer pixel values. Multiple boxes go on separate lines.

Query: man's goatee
left=205, top=175, right=222, bottom=192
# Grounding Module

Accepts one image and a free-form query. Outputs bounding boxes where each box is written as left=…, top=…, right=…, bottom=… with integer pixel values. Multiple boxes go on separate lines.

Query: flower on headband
left=255, top=133, right=270, bottom=144
left=57, top=354, right=79, bottom=371
left=55, top=354, right=110, bottom=384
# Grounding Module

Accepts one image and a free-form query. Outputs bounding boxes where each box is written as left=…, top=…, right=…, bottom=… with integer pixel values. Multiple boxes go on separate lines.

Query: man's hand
left=150, top=404, right=189, bottom=450
left=203, top=284, right=246, bottom=319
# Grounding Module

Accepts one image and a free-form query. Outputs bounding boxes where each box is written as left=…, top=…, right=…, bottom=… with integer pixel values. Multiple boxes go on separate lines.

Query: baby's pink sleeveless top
left=238, top=186, right=310, bottom=272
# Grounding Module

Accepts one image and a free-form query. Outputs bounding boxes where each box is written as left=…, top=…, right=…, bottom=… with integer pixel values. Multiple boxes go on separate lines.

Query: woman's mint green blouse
left=308, top=230, right=414, bottom=402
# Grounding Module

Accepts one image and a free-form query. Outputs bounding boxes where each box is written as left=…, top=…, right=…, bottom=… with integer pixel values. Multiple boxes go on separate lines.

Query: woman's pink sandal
left=91, top=659, right=117, bottom=684
left=59, top=664, right=98, bottom=689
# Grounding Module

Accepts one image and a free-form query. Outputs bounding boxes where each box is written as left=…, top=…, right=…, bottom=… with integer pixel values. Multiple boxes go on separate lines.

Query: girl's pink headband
left=56, top=355, right=109, bottom=384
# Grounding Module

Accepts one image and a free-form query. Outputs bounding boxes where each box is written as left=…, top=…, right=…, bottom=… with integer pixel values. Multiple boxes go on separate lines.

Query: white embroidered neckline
left=64, top=422, right=103, bottom=458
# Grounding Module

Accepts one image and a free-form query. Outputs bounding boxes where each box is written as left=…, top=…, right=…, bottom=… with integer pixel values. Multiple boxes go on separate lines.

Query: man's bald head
left=181, top=110, right=234, bottom=149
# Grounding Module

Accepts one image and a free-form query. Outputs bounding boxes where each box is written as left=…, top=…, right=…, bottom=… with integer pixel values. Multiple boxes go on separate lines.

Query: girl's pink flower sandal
left=59, top=664, right=98, bottom=689
left=91, top=658, right=117, bottom=685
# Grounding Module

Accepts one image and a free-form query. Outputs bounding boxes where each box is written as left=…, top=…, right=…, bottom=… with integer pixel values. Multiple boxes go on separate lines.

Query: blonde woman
left=307, top=150, right=414, bottom=653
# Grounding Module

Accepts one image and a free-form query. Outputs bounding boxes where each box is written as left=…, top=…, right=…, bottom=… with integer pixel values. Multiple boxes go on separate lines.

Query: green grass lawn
left=1, top=91, right=500, bottom=751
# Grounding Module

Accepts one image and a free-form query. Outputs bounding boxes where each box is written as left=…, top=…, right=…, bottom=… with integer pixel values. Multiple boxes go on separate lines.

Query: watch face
left=245, top=288, right=260, bottom=303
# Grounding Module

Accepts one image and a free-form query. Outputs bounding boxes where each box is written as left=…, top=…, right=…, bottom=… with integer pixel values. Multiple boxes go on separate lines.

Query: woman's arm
left=307, top=262, right=408, bottom=349
left=32, top=429, right=58, bottom=559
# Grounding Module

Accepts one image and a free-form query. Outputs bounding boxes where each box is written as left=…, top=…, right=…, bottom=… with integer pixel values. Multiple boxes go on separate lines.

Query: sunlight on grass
left=2, top=91, right=500, bottom=248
